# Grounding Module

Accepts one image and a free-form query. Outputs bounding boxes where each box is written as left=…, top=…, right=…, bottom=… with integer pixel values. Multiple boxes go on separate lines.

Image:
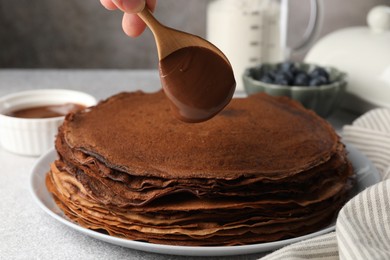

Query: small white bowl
left=0, top=89, right=97, bottom=156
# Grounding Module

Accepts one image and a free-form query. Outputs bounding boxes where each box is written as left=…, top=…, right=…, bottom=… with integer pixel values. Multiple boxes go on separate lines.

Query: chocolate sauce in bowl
left=159, top=46, right=236, bottom=123
left=6, top=103, right=85, bottom=119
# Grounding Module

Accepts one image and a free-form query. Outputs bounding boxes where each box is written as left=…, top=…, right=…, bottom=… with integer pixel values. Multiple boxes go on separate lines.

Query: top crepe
left=61, top=91, right=339, bottom=179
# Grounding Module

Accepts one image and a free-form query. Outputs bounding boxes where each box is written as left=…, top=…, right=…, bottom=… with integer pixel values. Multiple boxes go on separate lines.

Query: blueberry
left=251, top=69, right=263, bottom=81
left=266, top=71, right=279, bottom=80
left=282, top=71, right=294, bottom=85
left=309, top=76, right=328, bottom=86
left=274, top=73, right=290, bottom=86
left=279, top=62, right=295, bottom=73
left=310, top=67, right=330, bottom=82
left=260, top=75, right=274, bottom=84
left=292, top=69, right=305, bottom=77
left=293, top=73, right=310, bottom=86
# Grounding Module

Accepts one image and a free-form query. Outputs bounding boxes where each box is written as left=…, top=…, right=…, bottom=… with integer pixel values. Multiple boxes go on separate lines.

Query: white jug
left=207, top=0, right=322, bottom=90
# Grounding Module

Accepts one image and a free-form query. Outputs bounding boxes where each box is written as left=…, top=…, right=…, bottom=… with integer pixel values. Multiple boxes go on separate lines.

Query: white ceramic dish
left=30, top=144, right=381, bottom=256
left=0, top=89, right=97, bottom=156
left=305, top=6, right=390, bottom=114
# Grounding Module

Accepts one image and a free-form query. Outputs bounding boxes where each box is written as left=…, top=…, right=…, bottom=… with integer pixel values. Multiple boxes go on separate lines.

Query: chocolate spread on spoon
left=159, top=46, right=236, bottom=123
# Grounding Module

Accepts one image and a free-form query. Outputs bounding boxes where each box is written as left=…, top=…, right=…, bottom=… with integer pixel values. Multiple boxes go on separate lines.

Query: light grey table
left=0, top=69, right=358, bottom=260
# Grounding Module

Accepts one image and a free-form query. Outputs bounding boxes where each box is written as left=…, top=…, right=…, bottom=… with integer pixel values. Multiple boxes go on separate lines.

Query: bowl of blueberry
left=243, top=62, right=347, bottom=117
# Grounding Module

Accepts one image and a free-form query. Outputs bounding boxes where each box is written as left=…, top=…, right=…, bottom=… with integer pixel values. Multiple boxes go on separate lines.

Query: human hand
left=100, top=0, right=157, bottom=37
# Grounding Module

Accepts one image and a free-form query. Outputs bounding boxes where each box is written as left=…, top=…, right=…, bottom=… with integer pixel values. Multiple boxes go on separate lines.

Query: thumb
left=112, top=0, right=145, bottom=13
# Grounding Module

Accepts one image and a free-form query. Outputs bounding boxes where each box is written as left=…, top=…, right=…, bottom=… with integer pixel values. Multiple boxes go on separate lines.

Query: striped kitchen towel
left=261, top=108, right=390, bottom=260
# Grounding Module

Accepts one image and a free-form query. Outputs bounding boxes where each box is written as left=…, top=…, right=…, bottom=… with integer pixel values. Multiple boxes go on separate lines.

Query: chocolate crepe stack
left=46, top=91, right=354, bottom=246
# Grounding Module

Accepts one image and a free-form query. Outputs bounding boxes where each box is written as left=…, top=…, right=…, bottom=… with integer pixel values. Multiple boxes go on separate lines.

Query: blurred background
left=0, top=0, right=387, bottom=69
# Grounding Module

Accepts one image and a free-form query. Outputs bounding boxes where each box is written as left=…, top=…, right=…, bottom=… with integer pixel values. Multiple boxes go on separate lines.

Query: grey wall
left=0, top=0, right=388, bottom=69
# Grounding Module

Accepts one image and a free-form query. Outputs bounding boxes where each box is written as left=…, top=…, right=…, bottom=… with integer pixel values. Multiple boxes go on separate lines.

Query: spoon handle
left=138, top=8, right=171, bottom=59
left=137, top=8, right=225, bottom=62
left=138, top=8, right=164, bottom=34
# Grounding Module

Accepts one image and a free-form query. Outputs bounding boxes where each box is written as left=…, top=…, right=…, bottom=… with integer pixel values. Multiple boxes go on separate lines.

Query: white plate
left=30, top=144, right=381, bottom=256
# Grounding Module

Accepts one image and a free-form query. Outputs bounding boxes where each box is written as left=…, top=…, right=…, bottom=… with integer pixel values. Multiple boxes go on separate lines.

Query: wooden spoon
left=138, top=8, right=229, bottom=63
left=137, top=8, right=236, bottom=123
